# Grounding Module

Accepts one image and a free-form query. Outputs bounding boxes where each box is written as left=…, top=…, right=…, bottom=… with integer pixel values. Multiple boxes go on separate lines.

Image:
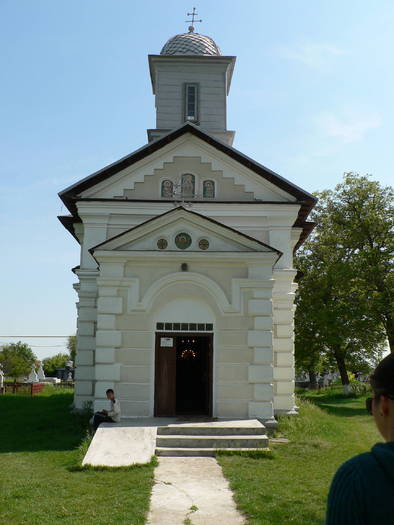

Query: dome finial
left=185, top=7, right=202, bottom=33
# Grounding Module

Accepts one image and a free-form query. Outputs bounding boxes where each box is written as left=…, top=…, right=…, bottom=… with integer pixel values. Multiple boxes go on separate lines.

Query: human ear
left=380, top=395, right=390, bottom=416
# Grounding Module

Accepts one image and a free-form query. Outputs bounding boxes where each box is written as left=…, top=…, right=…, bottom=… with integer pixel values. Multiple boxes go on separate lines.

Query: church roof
left=160, top=30, right=221, bottom=56
left=59, top=122, right=316, bottom=219
left=58, top=123, right=316, bottom=251
left=89, top=206, right=283, bottom=262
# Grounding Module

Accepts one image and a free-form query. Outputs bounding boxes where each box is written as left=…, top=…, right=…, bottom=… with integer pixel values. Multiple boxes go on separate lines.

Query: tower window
left=184, top=83, right=198, bottom=122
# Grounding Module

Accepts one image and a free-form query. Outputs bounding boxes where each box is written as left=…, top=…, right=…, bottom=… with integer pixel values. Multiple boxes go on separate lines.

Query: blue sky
left=0, top=0, right=393, bottom=360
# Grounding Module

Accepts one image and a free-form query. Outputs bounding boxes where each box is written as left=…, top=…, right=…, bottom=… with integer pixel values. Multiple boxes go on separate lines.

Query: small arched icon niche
left=181, top=173, right=195, bottom=198
left=161, top=179, right=173, bottom=198
left=203, top=180, right=215, bottom=198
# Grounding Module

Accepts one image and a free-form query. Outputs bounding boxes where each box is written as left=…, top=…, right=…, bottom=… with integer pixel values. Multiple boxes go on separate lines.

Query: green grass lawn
left=0, top=388, right=155, bottom=525
left=1, top=386, right=381, bottom=525
left=217, top=388, right=381, bottom=525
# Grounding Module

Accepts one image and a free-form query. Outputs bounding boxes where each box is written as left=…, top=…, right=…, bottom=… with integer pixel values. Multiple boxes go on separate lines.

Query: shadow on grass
left=311, top=403, right=367, bottom=418
left=215, top=449, right=276, bottom=459
left=0, top=393, right=90, bottom=453
left=301, top=391, right=368, bottom=418
left=70, top=456, right=158, bottom=472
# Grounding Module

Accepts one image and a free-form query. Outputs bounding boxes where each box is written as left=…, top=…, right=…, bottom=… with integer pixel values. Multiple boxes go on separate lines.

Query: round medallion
left=198, top=239, right=209, bottom=250
left=175, top=232, right=192, bottom=250
left=157, top=238, right=168, bottom=250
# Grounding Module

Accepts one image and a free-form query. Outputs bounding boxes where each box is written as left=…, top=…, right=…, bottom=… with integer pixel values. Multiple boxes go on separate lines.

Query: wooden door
left=154, top=334, right=176, bottom=416
left=206, top=335, right=213, bottom=417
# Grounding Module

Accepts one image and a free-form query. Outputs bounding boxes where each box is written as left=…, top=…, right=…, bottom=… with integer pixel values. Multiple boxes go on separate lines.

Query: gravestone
left=28, top=366, right=39, bottom=383
left=37, top=363, right=46, bottom=381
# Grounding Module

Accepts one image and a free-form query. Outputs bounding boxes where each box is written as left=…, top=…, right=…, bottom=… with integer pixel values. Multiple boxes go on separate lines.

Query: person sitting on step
left=92, top=389, right=121, bottom=431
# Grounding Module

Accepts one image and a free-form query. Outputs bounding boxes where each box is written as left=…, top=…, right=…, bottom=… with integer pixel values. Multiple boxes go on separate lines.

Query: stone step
left=157, top=426, right=266, bottom=436
left=157, top=419, right=266, bottom=436
left=156, top=447, right=269, bottom=457
left=156, top=435, right=269, bottom=449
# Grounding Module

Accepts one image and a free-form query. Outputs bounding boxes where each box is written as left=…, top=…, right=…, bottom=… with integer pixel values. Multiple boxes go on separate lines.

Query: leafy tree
left=294, top=284, right=325, bottom=389
left=42, top=353, right=69, bottom=376
left=67, top=335, right=76, bottom=364
left=0, top=342, right=37, bottom=381
left=295, top=173, right=390, bottom=390
left=319, top=173, right=393, bottom=351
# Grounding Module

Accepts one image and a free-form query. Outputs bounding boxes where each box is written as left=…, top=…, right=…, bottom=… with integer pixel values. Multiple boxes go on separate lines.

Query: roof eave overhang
left=88, top=205, right=283, bottom=263
left=293, top=221, right=316, bottom=253
left=58, top=215, right=81, bottom=243
left=59, top=122, right=316, bottom=214
left=58, top=122, right=317, bottom=250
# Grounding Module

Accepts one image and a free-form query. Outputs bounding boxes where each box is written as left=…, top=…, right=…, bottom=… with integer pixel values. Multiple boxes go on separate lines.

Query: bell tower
left=147, top=21, right=236, bottom=145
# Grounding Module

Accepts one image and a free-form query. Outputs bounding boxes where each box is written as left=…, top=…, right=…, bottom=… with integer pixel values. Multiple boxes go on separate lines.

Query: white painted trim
left=96, top=272, right=274, bottom=315
left=91, top=207, right=279, bottom=254
left=78, top=133, right=297, bottom=202
left=94, top=251, right=278, bottom=264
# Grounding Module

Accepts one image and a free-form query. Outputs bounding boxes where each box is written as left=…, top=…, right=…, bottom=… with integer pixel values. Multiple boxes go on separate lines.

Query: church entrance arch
left=154, top=332, right=213, bottom=417
left=151, top=290, right=218, bottom=417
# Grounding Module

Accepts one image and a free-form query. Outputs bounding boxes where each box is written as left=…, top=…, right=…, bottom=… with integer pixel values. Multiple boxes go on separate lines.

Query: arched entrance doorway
left=152, top=296, right=215, bottom=417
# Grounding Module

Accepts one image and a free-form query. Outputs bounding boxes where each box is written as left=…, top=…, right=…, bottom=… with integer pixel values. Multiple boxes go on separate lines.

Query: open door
left=154, top=332, right=213, bottom=417
left=154, top=334, right=176, bottom=416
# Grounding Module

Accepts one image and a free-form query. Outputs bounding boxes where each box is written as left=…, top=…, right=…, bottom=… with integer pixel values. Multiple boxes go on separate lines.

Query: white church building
left=59, top=26, right=316, bottom=423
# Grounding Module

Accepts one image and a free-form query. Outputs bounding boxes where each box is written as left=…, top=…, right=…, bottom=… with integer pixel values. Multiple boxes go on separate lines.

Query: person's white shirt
left=107, top=398, right=121, bottom=422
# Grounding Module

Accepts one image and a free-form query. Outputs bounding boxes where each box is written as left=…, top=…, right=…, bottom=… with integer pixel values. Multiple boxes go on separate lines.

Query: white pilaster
left=272, top=268, right=298, bottom=414
left=93, top=261, right=126, bottom=411
left=73, top=269, right=98, bottom=410
left=246, top=269, right=275, bottom=423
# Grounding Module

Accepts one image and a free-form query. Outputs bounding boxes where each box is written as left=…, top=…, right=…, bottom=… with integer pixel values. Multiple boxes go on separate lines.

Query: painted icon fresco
left=181, top=173, right=195, bottom=198
left=203, top=180, right=215, bottom=198
left=161, top=179, right=173, bottom=198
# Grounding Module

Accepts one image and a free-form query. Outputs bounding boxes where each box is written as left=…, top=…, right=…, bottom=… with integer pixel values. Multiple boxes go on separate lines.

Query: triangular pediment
left=60, top=124, right=316, bottom=216
left=91, top=207, right=282, bottom=258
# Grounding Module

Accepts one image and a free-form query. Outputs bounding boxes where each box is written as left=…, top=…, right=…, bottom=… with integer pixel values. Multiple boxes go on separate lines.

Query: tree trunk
left=308, top=368, right=318, bottom=389
left=372, top=277, right=393, bottom=353
left=384, top=312, right=394, bottom=353
left=333, top=345, right=350, bottom=393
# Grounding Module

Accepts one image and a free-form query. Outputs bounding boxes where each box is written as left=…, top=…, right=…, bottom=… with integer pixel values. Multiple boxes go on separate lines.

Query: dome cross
left=185, top=7, right=202, bottom=33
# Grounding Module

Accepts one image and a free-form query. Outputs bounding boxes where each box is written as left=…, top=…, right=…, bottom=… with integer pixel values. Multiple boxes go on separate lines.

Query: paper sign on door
left=160, top=337, right=173, bottom=347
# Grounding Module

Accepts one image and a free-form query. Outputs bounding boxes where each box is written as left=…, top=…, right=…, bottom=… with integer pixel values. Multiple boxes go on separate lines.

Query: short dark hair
left=370, top=354, right=394, bottom=396
left=106, top=389, right=114, bottom=394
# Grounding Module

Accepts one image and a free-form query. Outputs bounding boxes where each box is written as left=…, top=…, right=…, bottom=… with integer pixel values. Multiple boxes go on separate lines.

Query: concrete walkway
left=82, top=418, right=178, bottom=467
left=147, top=457, right=245, bottom=525
left=82, top=417, right=176, bottom=467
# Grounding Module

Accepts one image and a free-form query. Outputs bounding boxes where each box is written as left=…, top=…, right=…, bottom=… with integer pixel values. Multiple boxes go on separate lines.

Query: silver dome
left=160, top=30, right=221, bottom=56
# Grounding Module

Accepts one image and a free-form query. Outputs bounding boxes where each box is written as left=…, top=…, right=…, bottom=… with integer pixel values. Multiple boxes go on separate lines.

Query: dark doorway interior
left=154, top=333, right=212, bottom=417
left=175, top=335, right=211, bottom=415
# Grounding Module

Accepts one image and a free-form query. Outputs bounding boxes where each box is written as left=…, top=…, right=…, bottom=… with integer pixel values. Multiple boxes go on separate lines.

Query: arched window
left=181, top=173, right=195, bottom=198
left=161, top=179, right=173, bottom=198
left=203, top=180, right=215, bottom=198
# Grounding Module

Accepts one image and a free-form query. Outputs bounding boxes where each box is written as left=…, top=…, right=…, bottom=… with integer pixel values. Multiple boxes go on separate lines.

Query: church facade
left=59, top=28, right=316, bottom=423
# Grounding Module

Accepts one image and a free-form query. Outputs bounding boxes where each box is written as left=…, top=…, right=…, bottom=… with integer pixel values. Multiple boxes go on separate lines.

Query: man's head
left=369, top=354, right=394, bottom=441
left=106, top=388, right=115, bottom=401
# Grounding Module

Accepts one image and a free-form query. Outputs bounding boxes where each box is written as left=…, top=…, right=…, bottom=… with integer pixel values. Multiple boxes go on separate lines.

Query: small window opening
left=185, top=84, right=198, bottom=122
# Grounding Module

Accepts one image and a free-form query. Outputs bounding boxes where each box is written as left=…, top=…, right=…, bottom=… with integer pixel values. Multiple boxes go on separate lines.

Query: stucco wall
left=88, top=255, right=277, bottom=421
left=121, top=156, right=254, bottom=201
left=154, top=63, right=228, bottom=131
